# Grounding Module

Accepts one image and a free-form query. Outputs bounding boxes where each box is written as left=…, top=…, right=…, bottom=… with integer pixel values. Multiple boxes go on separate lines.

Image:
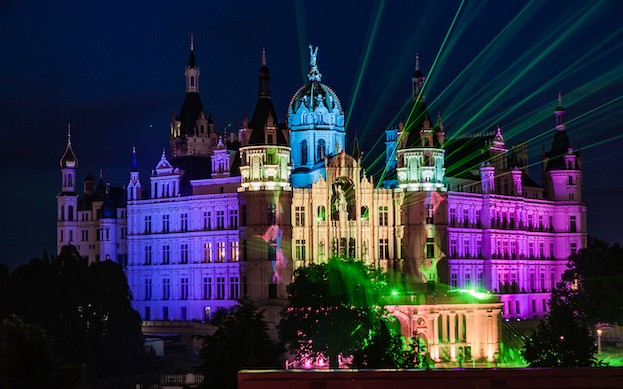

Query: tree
left=0, top=315, right=82, bottom=389
left=0, top=245, right=144, bottom=381
left=279, top=257, right=389, bottom=368
left=522, top=285, right=599, bottom=367
left=564, top=238, right=623, bottom=325
left=199, top=299, right=282, bottom=389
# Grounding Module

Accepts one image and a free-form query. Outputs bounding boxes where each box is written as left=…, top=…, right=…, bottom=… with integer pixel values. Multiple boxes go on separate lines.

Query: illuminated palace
left=56, top=43, right=585, bottom=362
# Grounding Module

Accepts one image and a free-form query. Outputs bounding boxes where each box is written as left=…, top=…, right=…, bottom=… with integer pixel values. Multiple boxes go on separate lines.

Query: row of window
left=143, top=210, right=241, bottom=234
left=143, top=242, right=240, bottom=265
left=144, top=276, right=241, bottom=301
left=59, top=227, right=127, bottom=243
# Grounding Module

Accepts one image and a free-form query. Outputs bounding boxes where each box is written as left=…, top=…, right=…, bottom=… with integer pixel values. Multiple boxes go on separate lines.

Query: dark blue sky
left=1, top=1, right=622, bottom=268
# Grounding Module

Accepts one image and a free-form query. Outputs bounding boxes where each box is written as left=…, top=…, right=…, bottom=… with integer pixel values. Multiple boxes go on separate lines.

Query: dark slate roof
left=59, top=143, right=78, bottom=168
left=247, top=97, right=287, bottom=146
left=402, top=100, right=436, bottom=148
left=545, top=129, right=570, bottom=170
left=444, top=133, right=497, bottom=179
left=188, top=50, right=197, bottom=68
left=178, top=92, right=205, bottom=137
left=170, top=155, right=212, bottom=196
left=77, top=185, right=126, bottom=213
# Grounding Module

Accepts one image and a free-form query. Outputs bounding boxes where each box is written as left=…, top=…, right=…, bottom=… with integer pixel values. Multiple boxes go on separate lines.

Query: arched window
left=67, top=174, right=73, bottom=187
left=361, top=206, right=369, bottom=220
left=301, top=140, right=308, bottom=165
left=190, top=76, right=195, bottom=87
left=317, top=139, right=326, bottom=162
left=68, top=206, right=74, bottom=221
left=317, top=205, right=326, bottom=221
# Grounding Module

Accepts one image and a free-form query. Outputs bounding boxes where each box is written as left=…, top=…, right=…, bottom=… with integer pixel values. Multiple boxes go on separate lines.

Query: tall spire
left=307, top=44, right=322, bottom=82
left=258, top=48, right=271, bottom=98
left=60, top=123, right=78, bottom=168
left=555, top=92, right=566, bottom=128
left=412, top=53, right=425, bottom=102
left=131, top=146, right=138, bottom=171
left=185, top=32, right=199, bottom=93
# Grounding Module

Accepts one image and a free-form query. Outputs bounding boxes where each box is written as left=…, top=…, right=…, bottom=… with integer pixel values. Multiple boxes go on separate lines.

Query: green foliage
left=522, top=286, right=600, bottom=367
left=199, top=300, right=282, bottom=389
left=0, top=315, right=82, bottom=389
left=564, top=238, right=623, bottom=325
left=0, top=245, right=144, bottom=381
left=280, top=257, right=416, bottom=369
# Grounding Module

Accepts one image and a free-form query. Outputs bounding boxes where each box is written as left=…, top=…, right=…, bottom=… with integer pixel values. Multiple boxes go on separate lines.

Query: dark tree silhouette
left=199, top=299, right=282, bottom=389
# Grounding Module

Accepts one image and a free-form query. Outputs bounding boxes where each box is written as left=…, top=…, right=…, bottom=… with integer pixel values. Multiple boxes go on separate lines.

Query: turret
left=185, top=32, right=199, bottom=93
left=288, top=45, right=345, bottom=187
left=238, top=49, right=292, bottom=303
left=542, top=93, right=583, bottom=202
left=396, top=56, right=446, bottom=192
left=150, top=149, right=181, bottom=199
left=127, top=146, right=142, bottom=200
left=57, top=124, right=79, bottom=254
left=99, top=183, right=118, bottom=262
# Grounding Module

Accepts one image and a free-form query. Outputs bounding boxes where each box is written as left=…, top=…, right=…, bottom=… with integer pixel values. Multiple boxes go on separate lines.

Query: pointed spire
left=352, top=132, right=362, bottom=160
left=189, top=31, right=194, bottom=52
left=555, top=92, right=566, bottom=127
left=99, top=168, right=103, bottom=180
left=60, top=123, right=78, bottom=168
left=162, top=148, right=167, bottom=159
left=258, top=48, right=271, bottom=98
left=307, top=44, right=322, bottom=82
left=415, top=53, right=420, bottom=71
left=436, top=111, right=444, bottom=131
left=131, top=146, right=138, bottom=171
left=187, top=31, right=197, bottom=68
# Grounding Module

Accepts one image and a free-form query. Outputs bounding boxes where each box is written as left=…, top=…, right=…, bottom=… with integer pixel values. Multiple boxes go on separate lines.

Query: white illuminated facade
left=56, top=42, right=587, bottom=362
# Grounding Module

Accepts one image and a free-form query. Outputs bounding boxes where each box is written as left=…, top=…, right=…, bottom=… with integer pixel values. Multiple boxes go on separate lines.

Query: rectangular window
left=144, top=245, right=152, bottom=265
left=216, top=277, right=225, bottom=300
left=203, top=277, right=212, bottom=300
left=145, top=306, right=151, bottom=321
left=121, top=227, right=126, bottom=239
left=268, top=240, right=277, bottom=261
left=180, top=244, right=189, bottom=264
left=268, top=276, right=277, bottom=298
left=180, top=277, right=189, bottom=300
left=230, top=241, right=239, bottom=262
left=570, top=216, right=577, bottom=233
left=180, top=213, right=188, bottom=232
left=451, top=273, right=458, bottom=288
left=144, top=278, right=152, bottom=300
left=241, top=205, right=247, bottom=226
left=217, top=242, right=226, bottom=262
left=204, top=211, right=211, bottom=230
left=81, top=230, right=88, bottom=241
left=449, top=208, right=456, bottom=226
left=162, top=214, right=170, bottom=233
left=379, top=206, right=389, bottom=226
left=450, top=239, right=457, bottom=257
left=162, top=306, right=169, bottom=320
left=162, top=245, right=170, bottom=264
left=162, top=278, right=170, bottom=300
left=295, top=239, right=306, bottom=262
left=230, top=277, right=240, bottom=300
left=462, top=239, right=469, bottom=258
left=379, top=238, right=389, bottom=260
left=229, top=209, right=238, bottom=229
left=532, top=299, right=537, bottom=313
left=203, top=242, right=213, bottom=262
left=217, top=210, right=225, bottom=229
left=144, top=216, right=152, bottom=234
left=295, top=206, right=305, bottom=227
left=570, top=243, right=578, bottom=255
left=427, top=237, right=435, bottom=258
left=267, top=203, right=276, bottom=225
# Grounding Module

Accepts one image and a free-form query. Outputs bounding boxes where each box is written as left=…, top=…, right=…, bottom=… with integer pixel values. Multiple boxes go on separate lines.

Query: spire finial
left=162, top=148, right=166, bottom=158
left=132, top=146, right=137, bottom=171
left=307, top=44, right=322, bottom=81
left=189, top=31, right=194, bottom=51
left=99, top=168, right=103, bottom=180
left=558, top=92, right=563, bottom=107
left=416, top=53, right=420, bottom=71
left=67, top=123, right=71, bottom=144
left=261, top=47, right=266, bottom=66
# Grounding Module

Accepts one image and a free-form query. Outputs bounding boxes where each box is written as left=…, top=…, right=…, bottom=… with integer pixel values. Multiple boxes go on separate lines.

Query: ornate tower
left=238, top=49, right=292, bottom=303
left=57, top=124, right=79, bottom=254
left=396, top=57, right=448, bottom=287
left=127, top=146, right=142, bottom=201
left=543, top=93, right=583, bottom=202
left=169, top=34, right=216, bottom=158
left=288, top=45, right=345, bottom=187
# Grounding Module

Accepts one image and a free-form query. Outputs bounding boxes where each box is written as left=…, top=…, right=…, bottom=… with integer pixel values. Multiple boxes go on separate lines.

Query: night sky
left=1, top=1, right=622, bottom=269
